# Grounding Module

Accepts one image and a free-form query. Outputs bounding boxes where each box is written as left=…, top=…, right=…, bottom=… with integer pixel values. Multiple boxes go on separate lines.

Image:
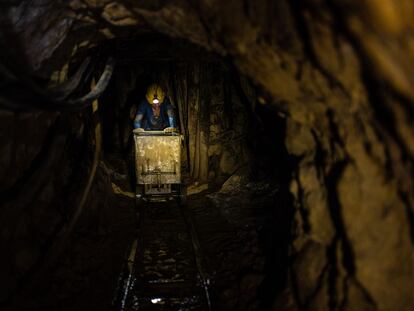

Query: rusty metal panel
left=134, top=131, right=181, bottom=185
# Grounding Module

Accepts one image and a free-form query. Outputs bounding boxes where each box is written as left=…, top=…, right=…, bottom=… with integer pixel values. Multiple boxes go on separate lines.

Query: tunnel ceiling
left=3, top=0, right=414, bottom=102
left=1, top=1, right=414, bottom=310
left=112, top=34, right=221, bottom=64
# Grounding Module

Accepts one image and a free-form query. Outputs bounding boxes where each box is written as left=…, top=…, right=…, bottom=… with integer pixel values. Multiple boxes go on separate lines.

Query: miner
left=134, top=84, right=176, bottom=131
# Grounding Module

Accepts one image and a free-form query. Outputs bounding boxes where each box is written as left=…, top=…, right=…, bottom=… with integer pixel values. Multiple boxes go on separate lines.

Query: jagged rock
left=292, top=240, right=327, bottom=307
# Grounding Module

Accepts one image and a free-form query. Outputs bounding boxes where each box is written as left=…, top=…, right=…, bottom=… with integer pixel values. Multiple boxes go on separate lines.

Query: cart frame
left=133, top=129, right=186, bottom=203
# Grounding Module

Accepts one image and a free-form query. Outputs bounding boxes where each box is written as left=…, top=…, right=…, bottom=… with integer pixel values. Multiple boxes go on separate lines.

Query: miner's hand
left=164, top=127, right=177, bottom=133
left=133, top=128, right=145, bottom=134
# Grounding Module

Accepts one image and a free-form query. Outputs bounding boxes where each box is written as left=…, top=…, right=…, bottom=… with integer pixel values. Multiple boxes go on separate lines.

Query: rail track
left=112, top=200, right=212, bottom=311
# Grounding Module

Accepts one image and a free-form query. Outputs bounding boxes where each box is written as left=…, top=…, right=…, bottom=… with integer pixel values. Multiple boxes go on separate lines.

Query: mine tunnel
left=1, top=1, right=414, bottom=311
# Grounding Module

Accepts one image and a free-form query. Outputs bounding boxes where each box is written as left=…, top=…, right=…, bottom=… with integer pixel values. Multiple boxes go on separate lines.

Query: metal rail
left=180, top=204, right=212, bottom=311
left=112, top=200, right=212, bottom=310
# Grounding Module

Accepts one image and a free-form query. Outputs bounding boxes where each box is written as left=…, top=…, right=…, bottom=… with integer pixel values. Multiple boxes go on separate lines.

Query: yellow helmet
left=146, top=84, right=165, bottom=105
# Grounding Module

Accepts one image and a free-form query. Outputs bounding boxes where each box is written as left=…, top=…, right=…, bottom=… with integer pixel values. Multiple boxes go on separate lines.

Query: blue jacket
left=134, top=97, right=176, bottom=130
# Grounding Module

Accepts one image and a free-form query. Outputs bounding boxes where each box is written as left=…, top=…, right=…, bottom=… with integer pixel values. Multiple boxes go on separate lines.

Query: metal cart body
left=134, top=129, right=186, bottom=203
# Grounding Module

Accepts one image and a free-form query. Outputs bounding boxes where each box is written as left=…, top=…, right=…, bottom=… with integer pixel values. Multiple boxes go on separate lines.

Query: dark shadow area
left=95, top=35, right=296, bottom=309
left=253, top=105, right=295, bottom=310
left=0, top=32, right=296, bottom=311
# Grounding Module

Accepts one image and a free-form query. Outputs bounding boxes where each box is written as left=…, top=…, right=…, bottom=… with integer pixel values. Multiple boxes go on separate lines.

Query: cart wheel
left=135, top=185, right=145, bottom=207
left=178, top=184, right=187, bottom=206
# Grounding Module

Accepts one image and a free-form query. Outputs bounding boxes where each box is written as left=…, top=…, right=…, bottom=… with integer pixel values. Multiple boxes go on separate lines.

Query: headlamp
left=152, top=94, right=159, bottom=104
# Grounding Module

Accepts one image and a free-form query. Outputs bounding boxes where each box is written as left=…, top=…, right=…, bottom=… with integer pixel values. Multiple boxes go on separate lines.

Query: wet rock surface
left=121, top=202, right=208, bottom=311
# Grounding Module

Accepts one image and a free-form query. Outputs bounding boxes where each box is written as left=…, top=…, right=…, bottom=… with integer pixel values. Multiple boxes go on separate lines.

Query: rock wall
left=0, top=111, right=63, bottom=302
left=0, top=110, right=119, bottom=308
left=1, top=0, right=414, bottom=309
left=171, top=62, right=250, bottom=183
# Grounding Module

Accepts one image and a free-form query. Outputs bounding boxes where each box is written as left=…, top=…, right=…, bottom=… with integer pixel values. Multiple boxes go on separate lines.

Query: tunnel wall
left=170, top=62, right=250, bottom=183
left=0, top=110, right=118, bottom=307
left=0, top=112, right=62, bottom=303
left=2, top=0, right=414, bottom=310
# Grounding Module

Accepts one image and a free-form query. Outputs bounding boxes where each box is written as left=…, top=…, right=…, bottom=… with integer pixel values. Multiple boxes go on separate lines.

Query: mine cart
left=133, top=129, right=186, bottom=204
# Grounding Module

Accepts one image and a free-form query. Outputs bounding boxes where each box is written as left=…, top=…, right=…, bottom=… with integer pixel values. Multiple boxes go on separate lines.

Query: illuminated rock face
left=1, top=0, right=414, bottom=310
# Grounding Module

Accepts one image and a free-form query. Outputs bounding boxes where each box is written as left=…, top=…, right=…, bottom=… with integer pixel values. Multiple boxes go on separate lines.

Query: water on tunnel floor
left=120, top=201, right=209, bottom=311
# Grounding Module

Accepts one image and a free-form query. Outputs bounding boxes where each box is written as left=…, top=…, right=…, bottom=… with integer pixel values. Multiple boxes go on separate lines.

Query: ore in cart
left=133, top=129, right=186, bottom=204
